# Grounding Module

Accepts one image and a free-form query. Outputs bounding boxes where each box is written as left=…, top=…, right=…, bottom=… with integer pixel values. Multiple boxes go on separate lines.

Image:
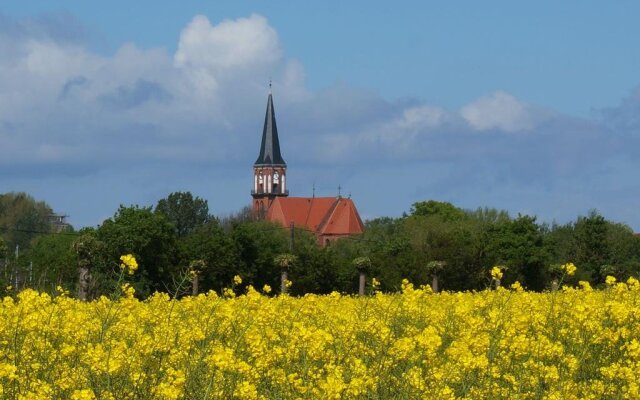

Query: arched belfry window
left=273, top=171, right=280, bottom=193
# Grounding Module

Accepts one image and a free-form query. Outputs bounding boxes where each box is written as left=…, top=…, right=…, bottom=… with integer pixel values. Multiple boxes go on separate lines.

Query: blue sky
left=1, top=1, right=640, bottom=229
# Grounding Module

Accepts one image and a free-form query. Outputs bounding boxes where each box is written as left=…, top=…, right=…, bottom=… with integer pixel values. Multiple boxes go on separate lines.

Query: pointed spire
left=255, top=91, right=286, bottom=166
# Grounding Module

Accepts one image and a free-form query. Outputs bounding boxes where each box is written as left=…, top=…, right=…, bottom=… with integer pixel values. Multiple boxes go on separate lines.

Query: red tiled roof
left=266, top=197, right=364, bottom=236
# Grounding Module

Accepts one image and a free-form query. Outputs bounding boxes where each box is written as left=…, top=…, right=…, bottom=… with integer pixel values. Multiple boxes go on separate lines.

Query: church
left=251, top=91, right=365, bottom=246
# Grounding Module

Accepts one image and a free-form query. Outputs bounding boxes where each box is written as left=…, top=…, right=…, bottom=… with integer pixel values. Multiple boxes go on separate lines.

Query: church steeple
left=252, top=90, right=288, bottom=215
left=254, top=93, right=286, bottom=166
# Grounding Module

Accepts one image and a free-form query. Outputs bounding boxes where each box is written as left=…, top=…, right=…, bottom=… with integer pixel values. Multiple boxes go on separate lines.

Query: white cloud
left=0, top=14, right=302, bottom=168
left=174, top=14, right=281, bottom=97
left=398, top=105, right=446, bottom=130
left=2, top=12, right=640, bottom=230
left=460, top=91, right=534, bottom=132
left=175, top=14, right=281, bottom=70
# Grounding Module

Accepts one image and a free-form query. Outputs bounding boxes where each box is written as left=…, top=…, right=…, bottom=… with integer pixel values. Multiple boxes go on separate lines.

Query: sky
left=1, top=1, right=640, bottom=230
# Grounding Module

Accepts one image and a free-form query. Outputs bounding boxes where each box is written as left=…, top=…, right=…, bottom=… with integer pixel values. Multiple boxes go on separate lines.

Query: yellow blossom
left=490, top=266, right=503, bottom=280
left=0, top=281, right=639, bottom=399
left=510, top=281, right=523, bottom=291
left=233, top=275, right=243, bottom=285
left=120, top=283, right=135, bottom=298
left=579, top=280, right=593, bottom=291
left=119, top=254, right=138, bottom=275
left=562, top=262, right=577, bottom=276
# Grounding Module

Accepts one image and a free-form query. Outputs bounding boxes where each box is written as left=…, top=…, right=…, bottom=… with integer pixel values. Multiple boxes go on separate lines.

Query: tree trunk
left=192, top=274, right=199, bottom=296
left=359, top=270, right=366, bottom=296
left=431, top=275, right=439, bottom=293
left=78, top=265, right=90, bottom=301
left=281, top=269, right=288, bottom=294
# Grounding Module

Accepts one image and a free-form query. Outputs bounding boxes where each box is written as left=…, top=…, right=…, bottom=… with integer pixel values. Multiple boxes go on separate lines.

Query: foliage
left=228, top=220, right=289, bottom=291
left=0, top=192, right=54, bottom=251
left=410, top=200, right=467, bottom=222
left=486, top=215, right=547, bottom=290
left=97, top=205, right=179, bottom=297
left=155, top=191, right=213, bottom=238
left=8, top=193, right=640, bottom=297
left=179, top=221, right=239, bottom=293
left=0, top=236, right=7, bottom=259
left=352, top=256, right=371, bottom=271
left=274, top=253, right=297, bottom=269
left=27, top=234, right=78, bottom=292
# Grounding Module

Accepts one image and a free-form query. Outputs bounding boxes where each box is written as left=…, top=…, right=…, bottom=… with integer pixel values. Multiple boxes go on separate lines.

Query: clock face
left=273, top=172, right=280, bottom=184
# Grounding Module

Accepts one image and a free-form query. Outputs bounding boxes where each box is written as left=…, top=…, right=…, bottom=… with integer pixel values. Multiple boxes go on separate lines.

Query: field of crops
left=1, top=277, right=640, bottom=399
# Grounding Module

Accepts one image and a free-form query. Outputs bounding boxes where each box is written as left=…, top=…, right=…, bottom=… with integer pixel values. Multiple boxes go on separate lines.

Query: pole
left=192, top=274, right=199, bottom=296
left=359, top=269, right=366, bottom=296
left=14, top=245, right=19, bottom=289
left=281, top=268, right=288, bottom=295
left=289, top=222, right=294, bottom=252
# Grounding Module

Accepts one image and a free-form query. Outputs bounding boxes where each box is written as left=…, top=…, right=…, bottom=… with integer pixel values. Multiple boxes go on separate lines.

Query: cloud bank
left=1, top=13, right=639, bottom=229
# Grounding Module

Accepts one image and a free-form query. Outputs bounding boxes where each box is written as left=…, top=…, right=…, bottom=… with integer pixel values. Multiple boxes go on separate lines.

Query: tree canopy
left=155, top=192, right=212, bottom=238
left=5, top=192, right=640, bottom=299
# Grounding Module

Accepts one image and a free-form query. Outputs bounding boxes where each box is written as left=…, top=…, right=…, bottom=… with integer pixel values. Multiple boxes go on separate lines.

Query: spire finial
left=338, top=184, right=342, bottom=198
left=269, top=78, right=272, bottom=94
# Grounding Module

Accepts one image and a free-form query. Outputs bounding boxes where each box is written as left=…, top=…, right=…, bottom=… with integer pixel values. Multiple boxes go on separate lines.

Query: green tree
left=0, top=192, right=54, bottom=251
left=574, top=210, right=610, bottom=282
left=229, top=220, right=289, bottom=291
left=602, top=222, right=640, bottom=280
left=155, top=192, right=212, bottom=238
left=288, top=230, right=339, bottom=295
left=486, top=215, right=547, bottom=290
left=410, top=200, right=468, bottom=222
left=179, top=221, right=239, bottom=293
left=72, top=232, right=109, bottom=300
left=27, top=233, right=78, bottom=293
left=97, top=205, right=179, bottom=297
left=402, top=214, right=482, bottom=291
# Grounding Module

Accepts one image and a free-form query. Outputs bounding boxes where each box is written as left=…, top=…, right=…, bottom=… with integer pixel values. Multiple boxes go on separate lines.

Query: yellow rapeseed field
left=1, top=277, right=640, bottom=399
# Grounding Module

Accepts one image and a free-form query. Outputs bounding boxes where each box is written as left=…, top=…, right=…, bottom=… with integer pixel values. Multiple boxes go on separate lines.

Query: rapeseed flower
left=119, top=254, right=138, bottom=275
left=372, top=277, right=380, bottom=289
left=2, top=281, right=640, bottom=399
left=562, top=262, right=577, bottom=276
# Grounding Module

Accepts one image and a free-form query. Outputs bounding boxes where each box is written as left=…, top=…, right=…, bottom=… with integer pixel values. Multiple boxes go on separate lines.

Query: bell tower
left=252, top=89, right=288, bottom=216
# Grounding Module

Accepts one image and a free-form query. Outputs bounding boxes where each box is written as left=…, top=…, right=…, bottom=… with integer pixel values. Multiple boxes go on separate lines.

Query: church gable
left=266, top=197, right=364, bottom=242
left=318, top=198, right=365, bottom=236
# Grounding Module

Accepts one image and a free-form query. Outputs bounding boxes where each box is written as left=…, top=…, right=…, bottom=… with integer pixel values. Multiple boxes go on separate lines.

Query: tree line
left=1, top=192, right=639, bottom=299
